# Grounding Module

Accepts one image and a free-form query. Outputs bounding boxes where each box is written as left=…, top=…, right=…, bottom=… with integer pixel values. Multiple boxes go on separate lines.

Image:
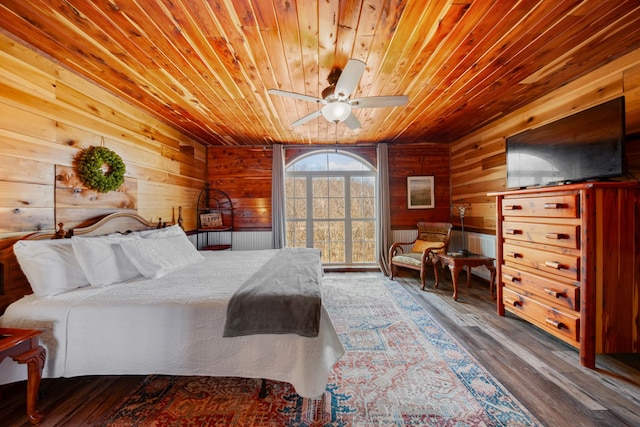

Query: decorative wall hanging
left=407, top=176, right=435, bottom=209
left=76, top=145, right=126, bottom=193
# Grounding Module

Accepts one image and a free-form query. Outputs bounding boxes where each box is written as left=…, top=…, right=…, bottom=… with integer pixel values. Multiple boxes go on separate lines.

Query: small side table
left=434, top=253, right=496, bottom=301
left=0, top=328, right=46, bottom=424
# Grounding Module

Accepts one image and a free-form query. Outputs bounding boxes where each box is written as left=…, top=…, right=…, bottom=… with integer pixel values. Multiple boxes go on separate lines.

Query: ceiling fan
left=268, top=59, right=409, bottom=130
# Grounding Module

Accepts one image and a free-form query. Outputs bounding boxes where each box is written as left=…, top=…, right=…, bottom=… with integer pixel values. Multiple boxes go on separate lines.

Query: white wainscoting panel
left=456, top=230, right=496, bottom=280
left=194, top=231, right=273, bottom=251
left=231, top=231, right=273, bottom=251
left=390, top=229, right=418, bottom=253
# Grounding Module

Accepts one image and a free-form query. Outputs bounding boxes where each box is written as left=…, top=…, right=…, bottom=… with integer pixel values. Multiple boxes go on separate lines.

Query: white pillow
left=13, top=239, right=89, bottom=296
left=120, top=233, right=204, bottom=278
left=137, top=224, right=185, bottom=239
left=71, top=234, right=142, bottom=287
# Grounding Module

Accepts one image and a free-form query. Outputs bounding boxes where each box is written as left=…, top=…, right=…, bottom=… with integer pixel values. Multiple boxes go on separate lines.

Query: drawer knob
left=544, top=261, right=562, bottom=269
left=502, top=273, right=521, bottom=283
left=545, top=318, right=566, bottom=329
left=504, top=205, right=522, bottom=210
left=543, top=203, right=566, bottom=209
left=506, top=252, right=522, bottom=258
left=545, top=233, right=567, bottom=240
left=505, top=298, right=522, bottom=307
left=544, top=288, right=567, bottom=298
left=505, top=229, right=522, bottom=235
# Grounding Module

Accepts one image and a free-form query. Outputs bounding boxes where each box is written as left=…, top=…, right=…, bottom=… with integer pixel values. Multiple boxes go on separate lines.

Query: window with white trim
left=285, top=151, right=376, bottom=266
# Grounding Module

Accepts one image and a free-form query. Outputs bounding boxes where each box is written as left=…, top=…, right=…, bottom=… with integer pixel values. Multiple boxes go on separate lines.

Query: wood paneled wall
left=0, top=32, right=206, bottom=245
left=207, top=144, right=451, bottom=232
left=450, top=47, right=640, bottom=235
left=207, top=146, right=378, bottom=231
left=387, top=144, right=451, bottom=228
left=208, top=147, right=273, bottom=230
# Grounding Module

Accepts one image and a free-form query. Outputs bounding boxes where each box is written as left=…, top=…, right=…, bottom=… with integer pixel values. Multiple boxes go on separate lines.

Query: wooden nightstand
left=0, top=328, right=46, bottom=424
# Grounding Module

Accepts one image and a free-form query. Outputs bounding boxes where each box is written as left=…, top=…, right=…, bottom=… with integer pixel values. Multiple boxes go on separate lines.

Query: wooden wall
left=7, top=29, right=638, bottom=242
left=208, top=147, right=273, bottom=230
left=450, top=47, right=640, bottom=235
left=284, top=144, right=450, bottom=232
left=207, top=144, right=451, bottom=232
left=388, top=143, right=451, bottom=228
left=207, top=146, right=380, bottom=231
left=0, top=31, right=207, bottom=244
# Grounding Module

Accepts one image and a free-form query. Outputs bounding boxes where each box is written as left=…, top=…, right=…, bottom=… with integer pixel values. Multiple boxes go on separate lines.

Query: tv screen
left=506, top=97, right=625, bottom=189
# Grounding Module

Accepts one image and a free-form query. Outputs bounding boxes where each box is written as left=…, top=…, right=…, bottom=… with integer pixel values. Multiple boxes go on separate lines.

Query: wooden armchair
left=389, top=222, right=453, bottom=289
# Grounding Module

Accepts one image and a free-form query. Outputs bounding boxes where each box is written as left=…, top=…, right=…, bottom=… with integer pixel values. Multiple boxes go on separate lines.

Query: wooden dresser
left=489, top=182, right=639, bottom=368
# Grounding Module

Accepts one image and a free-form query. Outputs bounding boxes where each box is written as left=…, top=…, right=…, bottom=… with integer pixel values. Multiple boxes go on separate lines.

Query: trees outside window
left=285, top=151, right=376, bottom=266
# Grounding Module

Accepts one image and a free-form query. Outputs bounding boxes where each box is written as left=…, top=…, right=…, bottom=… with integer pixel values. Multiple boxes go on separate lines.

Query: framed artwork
left=407, top=176, right=435, bottom=209
left=200, top=212, right=223, bottom=228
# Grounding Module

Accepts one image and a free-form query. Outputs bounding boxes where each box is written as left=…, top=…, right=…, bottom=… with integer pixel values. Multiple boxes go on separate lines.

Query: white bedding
left=0, top=250, right=345, bottom=398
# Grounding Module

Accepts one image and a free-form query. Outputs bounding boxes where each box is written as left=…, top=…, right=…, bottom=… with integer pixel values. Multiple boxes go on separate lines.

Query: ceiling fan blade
left=291, top=110, right=323, bottom=127
left=268, top=89, right=324, bottom=104
left=350, top=95, right=409, bottom=108
left=334, top=59, right=366, bottom=98
left=343, top=112, right=361, bottom=130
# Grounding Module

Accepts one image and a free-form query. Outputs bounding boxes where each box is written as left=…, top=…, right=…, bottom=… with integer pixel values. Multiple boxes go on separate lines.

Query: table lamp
left=453, top=199, right=471, bottom=255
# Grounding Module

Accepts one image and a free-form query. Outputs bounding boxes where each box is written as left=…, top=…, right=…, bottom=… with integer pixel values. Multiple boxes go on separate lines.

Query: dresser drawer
left=501, top=265, right=579, bottom=311
left=503, top=288, right=580, bottom=344
left=503, top=243, right=579, bottom=280
left=502, top=221, right=579, bottom=249
left=502, top=194, right=578, bottom=218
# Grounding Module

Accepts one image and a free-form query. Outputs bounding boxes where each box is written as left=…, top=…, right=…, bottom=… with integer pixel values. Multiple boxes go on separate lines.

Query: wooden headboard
left=0, top=212, right=172, bottom=315
left=70, top=212, right=162, bottom=237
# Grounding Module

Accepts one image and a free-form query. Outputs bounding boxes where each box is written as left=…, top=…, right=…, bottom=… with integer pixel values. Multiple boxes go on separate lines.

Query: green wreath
left=76, top=146, right=126, bottom=193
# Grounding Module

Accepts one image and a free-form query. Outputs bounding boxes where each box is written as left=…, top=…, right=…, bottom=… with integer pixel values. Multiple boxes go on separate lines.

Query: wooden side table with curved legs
left=0, top=328, right=46, bottom=424
left=433, top=253, right=496, bottom=301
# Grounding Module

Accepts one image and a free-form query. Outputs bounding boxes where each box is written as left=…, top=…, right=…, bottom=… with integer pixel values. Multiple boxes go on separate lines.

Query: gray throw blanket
left=223, top=247, right=322, bottom=338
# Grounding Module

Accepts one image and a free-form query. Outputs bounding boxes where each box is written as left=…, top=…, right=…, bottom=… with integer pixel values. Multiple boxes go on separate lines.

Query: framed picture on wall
left=200, top=212, right=223, bottom=228
left=407, top=176, right=435, bottom=209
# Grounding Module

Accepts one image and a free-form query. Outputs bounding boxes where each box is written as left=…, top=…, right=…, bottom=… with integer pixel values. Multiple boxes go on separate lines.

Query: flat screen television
left=506, top=97, right=625, bottom=189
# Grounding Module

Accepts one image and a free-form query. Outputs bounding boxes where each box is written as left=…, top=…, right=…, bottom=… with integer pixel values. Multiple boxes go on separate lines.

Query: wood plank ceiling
left=1, top=0, right=640, bottom=146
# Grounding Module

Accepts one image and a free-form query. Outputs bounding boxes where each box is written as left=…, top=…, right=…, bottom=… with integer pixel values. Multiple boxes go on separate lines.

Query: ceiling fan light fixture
left=268, top=58, right=407, bottom=128
left=322, top=101, right=351, bottom=123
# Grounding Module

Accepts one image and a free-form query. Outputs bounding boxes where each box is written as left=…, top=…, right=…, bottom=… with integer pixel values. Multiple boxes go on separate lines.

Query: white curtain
left=272, top=144, right=286, bottom=249
left=377, top=143, right=391, bottom=275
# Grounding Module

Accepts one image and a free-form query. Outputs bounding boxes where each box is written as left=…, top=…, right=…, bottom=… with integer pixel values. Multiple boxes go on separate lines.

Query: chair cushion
left=411, top=240, right=445, bottom=253
left=391, top=252, right=424, bottom=267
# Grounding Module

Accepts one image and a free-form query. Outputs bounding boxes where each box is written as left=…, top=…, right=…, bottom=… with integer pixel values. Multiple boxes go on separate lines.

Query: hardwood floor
left=1, top=270, right=638, bottom=426
left=392, top=270, right=640, bottom=427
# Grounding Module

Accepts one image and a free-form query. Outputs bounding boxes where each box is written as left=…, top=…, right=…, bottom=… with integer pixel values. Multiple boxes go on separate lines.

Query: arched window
left=286, top=150, right=376, bottom=266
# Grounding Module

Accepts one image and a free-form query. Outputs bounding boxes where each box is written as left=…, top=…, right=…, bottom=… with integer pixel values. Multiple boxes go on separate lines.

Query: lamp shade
left=322, top=101, right=351, bottom=123
left=452, top=199, right=471, bottom=218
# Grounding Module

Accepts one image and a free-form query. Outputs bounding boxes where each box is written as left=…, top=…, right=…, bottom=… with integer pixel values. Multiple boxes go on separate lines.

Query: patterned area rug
left=99, top=276, right=541, bottom=426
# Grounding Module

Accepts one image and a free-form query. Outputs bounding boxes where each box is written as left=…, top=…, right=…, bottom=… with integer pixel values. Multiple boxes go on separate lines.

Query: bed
left=0, top=213, right=344, bottom=399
